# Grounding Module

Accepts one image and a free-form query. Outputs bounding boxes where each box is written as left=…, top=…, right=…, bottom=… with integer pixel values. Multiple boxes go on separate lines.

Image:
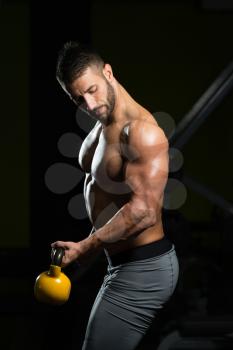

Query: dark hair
left=56, top=41, right=105, bottom=85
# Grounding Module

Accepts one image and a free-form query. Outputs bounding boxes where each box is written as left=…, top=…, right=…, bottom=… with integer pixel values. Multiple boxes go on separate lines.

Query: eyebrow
left=84, top=84, right=96, bottom=93
left=72, top=84, right=96, bottom=101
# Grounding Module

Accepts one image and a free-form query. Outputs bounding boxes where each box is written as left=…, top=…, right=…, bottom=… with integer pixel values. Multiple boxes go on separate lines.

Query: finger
left=61, top=260, right=68, bottom=268
left=51, top=241, right=67, bottom=249
left=60, top=255, right=66, bottom=268
left=61, top=253, right=71, bottom=268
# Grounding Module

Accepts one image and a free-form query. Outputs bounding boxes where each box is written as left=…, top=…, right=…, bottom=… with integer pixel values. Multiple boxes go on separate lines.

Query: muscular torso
left=79, top=110, right=165, bottom=255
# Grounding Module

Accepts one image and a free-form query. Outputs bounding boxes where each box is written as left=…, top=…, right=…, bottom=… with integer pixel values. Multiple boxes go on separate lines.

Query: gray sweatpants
left=82, top=245, right=179, bottom=350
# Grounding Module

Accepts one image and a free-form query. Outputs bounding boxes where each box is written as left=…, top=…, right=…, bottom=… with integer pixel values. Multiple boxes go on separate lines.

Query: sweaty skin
left=52, top=64, right=169, bottom=267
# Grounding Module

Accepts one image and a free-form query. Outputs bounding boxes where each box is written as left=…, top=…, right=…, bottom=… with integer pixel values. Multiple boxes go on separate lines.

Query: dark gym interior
left=1, top=0, right=233, bottom=349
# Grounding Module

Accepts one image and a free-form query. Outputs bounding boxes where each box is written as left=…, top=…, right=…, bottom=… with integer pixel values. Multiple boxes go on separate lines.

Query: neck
left=105, top=81, right=139, bottom=126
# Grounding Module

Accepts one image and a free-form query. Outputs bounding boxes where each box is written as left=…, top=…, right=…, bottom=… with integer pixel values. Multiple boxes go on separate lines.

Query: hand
left=51, top=241, right=81, bottom=268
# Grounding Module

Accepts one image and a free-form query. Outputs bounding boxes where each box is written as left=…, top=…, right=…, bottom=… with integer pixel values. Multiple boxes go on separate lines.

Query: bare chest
left=92, top=134, right=124, bottom=182
left=79, top=128, right=125, bottom=192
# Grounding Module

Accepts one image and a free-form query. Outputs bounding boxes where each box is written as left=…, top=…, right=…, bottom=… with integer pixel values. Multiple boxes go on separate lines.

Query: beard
left=105, top=78, right=115, bottom=116
left=91, top=77, right=116, bottom=123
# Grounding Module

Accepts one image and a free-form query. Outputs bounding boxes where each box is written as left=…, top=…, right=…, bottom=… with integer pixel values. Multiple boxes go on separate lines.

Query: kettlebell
left=34, top=247, right=71, bottom=305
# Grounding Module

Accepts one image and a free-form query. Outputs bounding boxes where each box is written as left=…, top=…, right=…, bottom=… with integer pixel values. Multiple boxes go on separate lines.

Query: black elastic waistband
left=109, top=236, right=173, bottom=266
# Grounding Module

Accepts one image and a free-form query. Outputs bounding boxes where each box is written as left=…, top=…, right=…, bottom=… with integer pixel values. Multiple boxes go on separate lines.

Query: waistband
left=107, top=236, right=173, bottom=266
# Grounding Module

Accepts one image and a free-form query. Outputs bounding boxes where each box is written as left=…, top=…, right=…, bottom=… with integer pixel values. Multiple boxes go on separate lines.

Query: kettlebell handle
left=51, top=247, right=65, bottom=266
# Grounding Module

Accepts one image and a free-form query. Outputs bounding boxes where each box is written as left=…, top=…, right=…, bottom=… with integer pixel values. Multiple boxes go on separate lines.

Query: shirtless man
left=51, top=41, right=179, bottom=350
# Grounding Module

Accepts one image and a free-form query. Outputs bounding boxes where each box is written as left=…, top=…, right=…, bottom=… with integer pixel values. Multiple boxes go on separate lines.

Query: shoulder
left=122, top=119, right=168, bottom=151
left=82, top=121, right=102, bottom=146
left=78, top=121, right=102, bottom=170
left=89, top=120, right=102, bottom=136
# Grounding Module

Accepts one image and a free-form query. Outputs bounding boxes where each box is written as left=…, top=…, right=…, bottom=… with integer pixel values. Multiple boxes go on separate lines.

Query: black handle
left=51, top=247, right=65, bottom=266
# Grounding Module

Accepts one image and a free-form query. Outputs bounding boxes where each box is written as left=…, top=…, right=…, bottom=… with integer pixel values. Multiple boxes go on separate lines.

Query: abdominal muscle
left=84, top=173, right=165, bottom=256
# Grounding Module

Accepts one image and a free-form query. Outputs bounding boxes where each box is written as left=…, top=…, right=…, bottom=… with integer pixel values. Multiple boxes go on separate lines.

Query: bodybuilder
left=51, top=41, right=179, bottom=350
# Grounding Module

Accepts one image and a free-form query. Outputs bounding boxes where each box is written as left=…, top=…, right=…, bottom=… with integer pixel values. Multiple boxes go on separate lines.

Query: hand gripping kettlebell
left=34, top=247, right=71, bottom=305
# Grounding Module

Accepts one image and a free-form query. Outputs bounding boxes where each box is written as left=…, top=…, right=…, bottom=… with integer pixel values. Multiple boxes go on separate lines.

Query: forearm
left=79, top=202, right=156, bottom=256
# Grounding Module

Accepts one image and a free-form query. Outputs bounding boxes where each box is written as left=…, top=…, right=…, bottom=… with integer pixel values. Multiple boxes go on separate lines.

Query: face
left=65, top=65, right=116, bottom=123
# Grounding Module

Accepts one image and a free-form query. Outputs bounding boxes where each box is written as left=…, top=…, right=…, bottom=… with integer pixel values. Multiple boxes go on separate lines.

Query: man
left=51, top=41, right=179, bottom=350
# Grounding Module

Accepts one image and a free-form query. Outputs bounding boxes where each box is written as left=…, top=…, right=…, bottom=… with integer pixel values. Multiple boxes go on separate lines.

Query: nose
left=84, top=95, right=97, bottom=112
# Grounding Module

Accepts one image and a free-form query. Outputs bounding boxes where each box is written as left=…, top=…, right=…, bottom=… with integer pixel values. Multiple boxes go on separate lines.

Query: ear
left=102, top=63, right=113, bottom=82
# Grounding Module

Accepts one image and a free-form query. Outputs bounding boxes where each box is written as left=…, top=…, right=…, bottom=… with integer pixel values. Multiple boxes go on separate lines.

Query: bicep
left=124, top=125, right=169, bottom=208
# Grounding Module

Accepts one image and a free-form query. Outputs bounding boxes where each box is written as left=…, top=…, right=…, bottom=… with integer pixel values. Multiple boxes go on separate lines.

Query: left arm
left=52, top=121, right=169, bottom=266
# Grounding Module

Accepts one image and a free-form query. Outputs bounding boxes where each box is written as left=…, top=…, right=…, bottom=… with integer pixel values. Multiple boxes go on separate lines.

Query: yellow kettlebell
left=34, top=247, right=71, bottom=305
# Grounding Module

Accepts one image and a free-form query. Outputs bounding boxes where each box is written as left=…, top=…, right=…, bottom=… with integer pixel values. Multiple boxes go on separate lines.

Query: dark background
left=1, top=0, right=233, bottom=349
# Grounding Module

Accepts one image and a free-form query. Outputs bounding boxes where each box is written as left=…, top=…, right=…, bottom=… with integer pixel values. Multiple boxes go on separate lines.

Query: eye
left=89, top=86, right=97, bottom=94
